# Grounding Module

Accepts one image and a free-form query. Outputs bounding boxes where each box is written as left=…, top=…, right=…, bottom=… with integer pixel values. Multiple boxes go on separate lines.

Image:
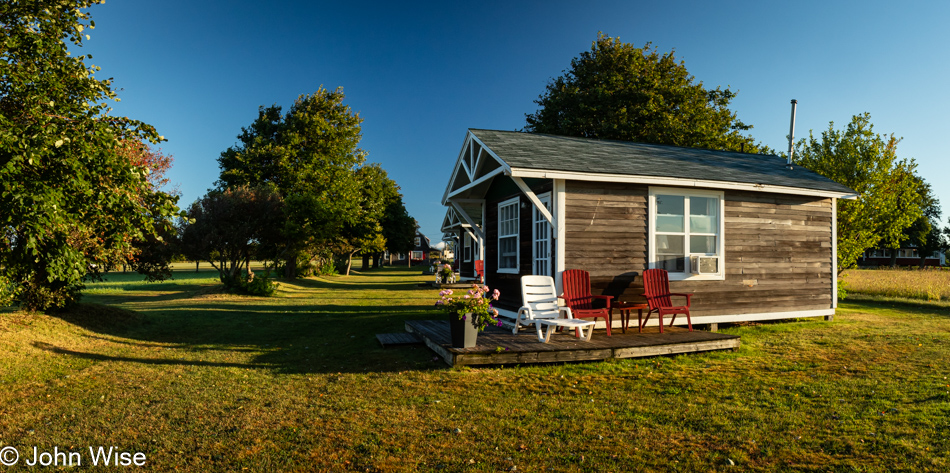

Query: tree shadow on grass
left=840, top=297, right=950, bottom=318
left=49, top=299, right=444, bottom=375
left=49, top=266, right=448, bottom=374
left=32, top=341, right=272, bottom=370
left=286, top=277, right=422, bottom=292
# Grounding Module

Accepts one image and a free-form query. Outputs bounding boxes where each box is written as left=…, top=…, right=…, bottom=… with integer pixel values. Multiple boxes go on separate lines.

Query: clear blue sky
left=82, top=0, right=950, bottom=242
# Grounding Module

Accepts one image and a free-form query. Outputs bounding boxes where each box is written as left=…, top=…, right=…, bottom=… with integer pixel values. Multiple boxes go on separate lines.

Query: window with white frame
left=411, top=251, right=424, bottom=260
left=497, top=197, right=520, bottom=273
left=649, top=188, right=724, bottom=280
left=463, top=233, right=472, bottom=262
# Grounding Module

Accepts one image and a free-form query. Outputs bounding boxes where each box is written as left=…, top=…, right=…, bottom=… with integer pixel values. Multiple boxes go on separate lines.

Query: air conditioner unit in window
left=690, top=255, right=719, bottom=275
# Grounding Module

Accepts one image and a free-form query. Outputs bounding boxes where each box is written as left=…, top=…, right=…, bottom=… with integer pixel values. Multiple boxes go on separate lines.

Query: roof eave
left=508, top=167, right=857, bottom=200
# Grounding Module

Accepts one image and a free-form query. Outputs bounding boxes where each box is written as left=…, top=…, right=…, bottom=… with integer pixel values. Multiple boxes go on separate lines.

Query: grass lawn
left=1, top=266, right=949, bottom=472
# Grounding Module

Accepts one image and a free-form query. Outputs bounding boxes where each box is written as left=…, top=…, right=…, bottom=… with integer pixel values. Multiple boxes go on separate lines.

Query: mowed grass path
left=0, top=267, right=949, bottom=472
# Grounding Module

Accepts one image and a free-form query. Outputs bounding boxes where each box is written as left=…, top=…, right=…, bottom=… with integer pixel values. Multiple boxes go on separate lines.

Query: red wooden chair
left=561, top=269, right=615, bottom=336
left=474, top=260, right=484, bottom=283
left=642, top=268, right=693, bottom=333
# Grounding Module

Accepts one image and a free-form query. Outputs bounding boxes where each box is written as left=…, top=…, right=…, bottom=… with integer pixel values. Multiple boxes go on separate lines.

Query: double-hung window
left=497, top=197, right=520, bottom=273
left=649, top=188, right=724, bottom=280
left=463, top=233, right=472, bottom=262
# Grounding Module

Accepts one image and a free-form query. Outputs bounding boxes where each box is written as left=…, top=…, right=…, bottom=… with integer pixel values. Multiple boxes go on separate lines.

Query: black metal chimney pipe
left=787, top=99, right=798, bottom=168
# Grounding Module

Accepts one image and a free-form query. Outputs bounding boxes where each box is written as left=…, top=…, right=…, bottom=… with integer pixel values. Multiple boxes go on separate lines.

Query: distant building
left=859, top=247, right=944, bottom=267
left=385, top=230, right=434, bottom=264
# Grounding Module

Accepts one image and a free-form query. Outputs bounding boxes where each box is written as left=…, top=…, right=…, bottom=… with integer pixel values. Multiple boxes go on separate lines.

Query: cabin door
left=533, top=193, right=552, bottom=276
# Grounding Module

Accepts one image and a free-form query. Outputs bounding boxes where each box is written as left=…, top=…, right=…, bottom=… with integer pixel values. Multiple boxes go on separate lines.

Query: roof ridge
left=468, top=128, right=782, bottom=159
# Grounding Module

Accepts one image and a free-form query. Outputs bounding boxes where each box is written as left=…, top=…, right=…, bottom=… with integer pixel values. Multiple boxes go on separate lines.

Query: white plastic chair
left=514, top=275, right=594, bottom=342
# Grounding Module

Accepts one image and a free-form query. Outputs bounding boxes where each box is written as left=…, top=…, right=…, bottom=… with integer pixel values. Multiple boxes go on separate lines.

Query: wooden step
left=375, top=332, right=422, bottom=348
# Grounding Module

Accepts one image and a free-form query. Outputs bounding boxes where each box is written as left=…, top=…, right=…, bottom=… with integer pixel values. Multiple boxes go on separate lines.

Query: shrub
left=239, top=271, right=278, bottom=297
left=318, top=260, right=339, bottom=276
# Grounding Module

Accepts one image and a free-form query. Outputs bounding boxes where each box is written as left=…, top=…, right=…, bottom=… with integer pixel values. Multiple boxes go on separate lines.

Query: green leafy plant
left=439, top=264, right=453, bottom=280
left=240, top=271, right=278, bottom=297
left=435, top=284, right=501, bottom=331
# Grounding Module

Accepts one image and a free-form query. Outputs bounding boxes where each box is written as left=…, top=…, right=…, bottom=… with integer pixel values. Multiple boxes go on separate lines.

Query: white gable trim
left=441, top=131, right=511, bottom=205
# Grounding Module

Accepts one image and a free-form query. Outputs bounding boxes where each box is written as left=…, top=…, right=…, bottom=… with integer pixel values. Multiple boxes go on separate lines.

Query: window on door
left=533, top=193, right=552, bottom=276
left=463, top=233, right=472, bottom=262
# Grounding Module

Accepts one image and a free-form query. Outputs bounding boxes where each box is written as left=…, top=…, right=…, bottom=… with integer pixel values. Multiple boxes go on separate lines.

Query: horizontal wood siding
left=564, top=182, right=648, bottom=303
left=563, top=182, right=834, bottom=318
left=483, top=177, right=553, bottom=312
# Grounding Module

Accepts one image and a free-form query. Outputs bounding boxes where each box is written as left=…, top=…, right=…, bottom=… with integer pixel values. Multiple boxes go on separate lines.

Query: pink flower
left=492, top=289, right=500, bottom=300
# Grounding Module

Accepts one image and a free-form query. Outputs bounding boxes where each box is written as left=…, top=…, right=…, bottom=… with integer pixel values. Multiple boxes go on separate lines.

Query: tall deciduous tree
left=339, top=164, right=413, bottom=274
left=794, top=113, right=923, bottom=272
left=380, top=196, right=415, bottom=268
left=217, top=87, right=365, bottom=277
left=525, top=33, right=768, bottom=153
left=0, top=0, right=181, bottom=311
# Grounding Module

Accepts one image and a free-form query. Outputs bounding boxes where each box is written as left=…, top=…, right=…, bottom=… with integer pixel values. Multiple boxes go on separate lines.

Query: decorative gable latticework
left=440, top=132, right=512, bottom=241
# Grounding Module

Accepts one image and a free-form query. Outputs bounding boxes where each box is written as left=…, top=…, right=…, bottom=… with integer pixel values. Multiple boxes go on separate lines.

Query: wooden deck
left=405, top=320, right=740, bottom=366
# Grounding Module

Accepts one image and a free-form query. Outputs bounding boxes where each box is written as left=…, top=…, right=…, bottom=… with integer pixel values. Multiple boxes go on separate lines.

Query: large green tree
left=379, top=193, right=415, bottom=269
left=793, top=113, right=923, bottom=272
left=341, top=164, right=413, bottom=274
left=897, top=178, right=946, bottom=268
left=217, top=88, right=366, bottom=277
left=525, top=33, right=768, bottom=153
left=0, top=0, right=180, bottom=310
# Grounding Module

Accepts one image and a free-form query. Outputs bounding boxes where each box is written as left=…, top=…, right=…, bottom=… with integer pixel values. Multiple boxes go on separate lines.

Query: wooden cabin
left=441, top=129, right=856, bottom=328
left=385, top=230, right=435, bottom=265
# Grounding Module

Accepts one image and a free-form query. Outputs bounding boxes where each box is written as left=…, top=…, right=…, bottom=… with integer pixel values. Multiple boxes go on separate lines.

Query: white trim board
left=554, top=179, right=567, bottom=294
left=509, top=167, right=857, bottom=200
left=495, top=308, right=835, bottom=327
left=832, top=198, right=838, bottom=309
left=511, top=176, right=555, bottom=226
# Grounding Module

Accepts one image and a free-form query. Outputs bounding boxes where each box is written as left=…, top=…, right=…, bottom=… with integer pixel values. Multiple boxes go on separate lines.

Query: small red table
left=611, top=301, right=650, bottom=333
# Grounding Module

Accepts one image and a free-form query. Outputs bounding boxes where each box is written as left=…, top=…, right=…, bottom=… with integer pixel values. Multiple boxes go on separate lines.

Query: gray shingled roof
left=470, top=129, right=855, bottom=195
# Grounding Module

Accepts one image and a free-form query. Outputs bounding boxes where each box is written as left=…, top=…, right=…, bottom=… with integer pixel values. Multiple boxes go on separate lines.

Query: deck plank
left=376, top=332, right=422, bottom=348
left=405, top=320, right=740, bottom=366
